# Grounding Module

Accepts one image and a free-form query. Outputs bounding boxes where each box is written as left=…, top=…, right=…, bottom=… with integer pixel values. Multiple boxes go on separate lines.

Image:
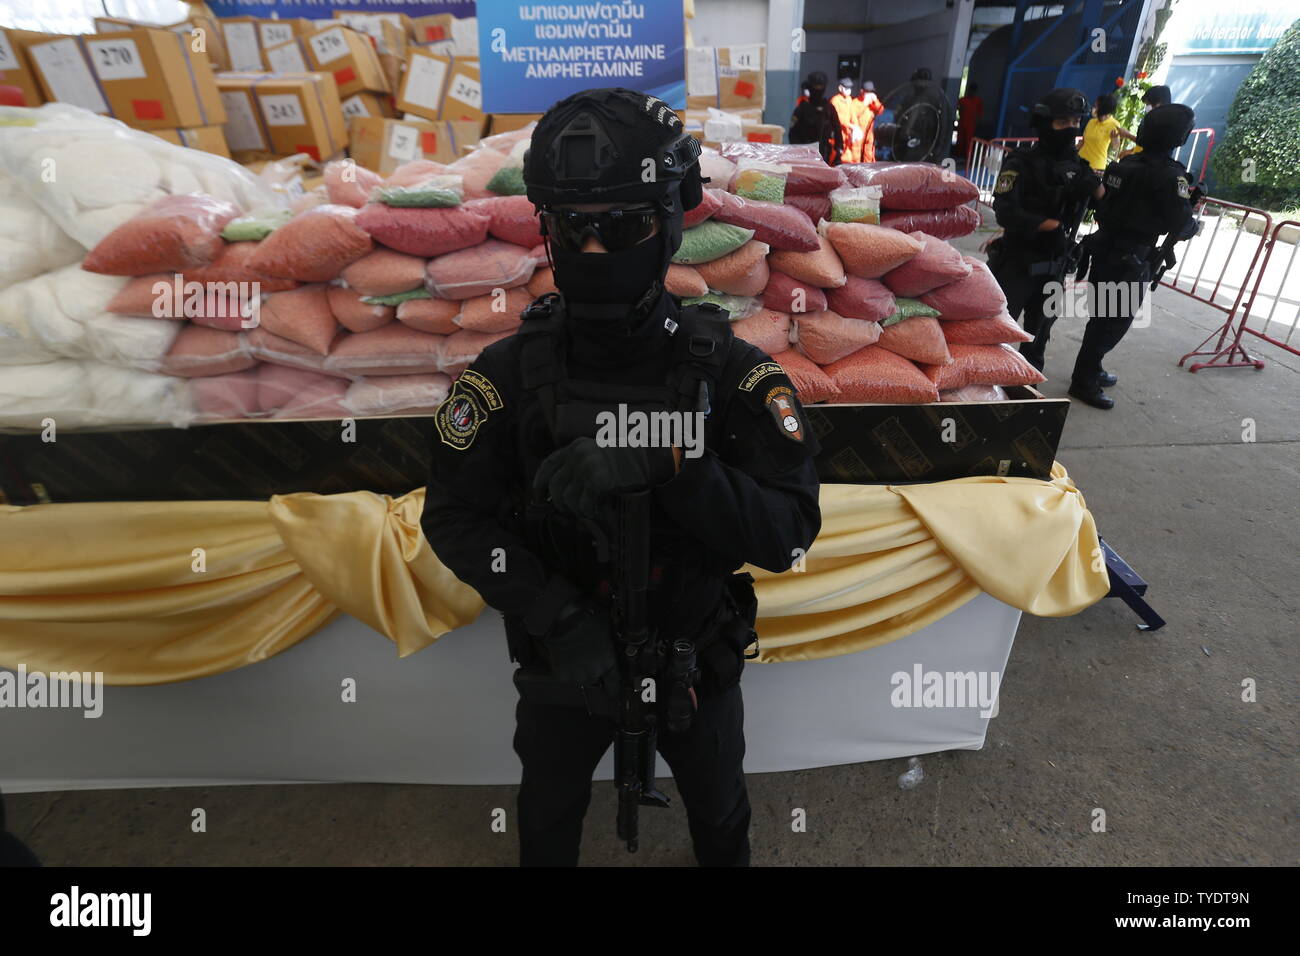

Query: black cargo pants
left=512, top=680, right=751, bottom=867
left=988, top=241, right=1058, bottom=368
left=1071, top=237, right=1151, bottom=387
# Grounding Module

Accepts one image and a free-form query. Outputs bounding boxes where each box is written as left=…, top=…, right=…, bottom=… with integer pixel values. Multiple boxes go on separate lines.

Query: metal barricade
left=1175, top=128, right=1215, bottom=185
left=965, top=137, right=1016, bottom=206
left=1173, top=199, right=1273, bottom=371
left=1181, top=219, right=1300, bottom=370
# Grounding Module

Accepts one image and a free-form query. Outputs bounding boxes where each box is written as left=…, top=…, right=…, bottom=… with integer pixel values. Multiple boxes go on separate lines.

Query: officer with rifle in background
left=1068, top=103, right=1201, bottom=409
left=420, top=88, right=822, bottom=866
left=987, top=88, right=1104, bottom=374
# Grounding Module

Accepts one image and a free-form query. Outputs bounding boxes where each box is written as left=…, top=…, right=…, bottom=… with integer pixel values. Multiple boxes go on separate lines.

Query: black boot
left=1068, top=382, right=1115, bottom=410
left=1097, top=368, right=1117, bottom=387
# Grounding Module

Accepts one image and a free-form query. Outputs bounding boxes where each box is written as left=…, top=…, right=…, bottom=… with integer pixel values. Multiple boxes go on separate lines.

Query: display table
left=0, top=465, right=1106, bottom=793
left=0, top=592, right=1020, bottom=793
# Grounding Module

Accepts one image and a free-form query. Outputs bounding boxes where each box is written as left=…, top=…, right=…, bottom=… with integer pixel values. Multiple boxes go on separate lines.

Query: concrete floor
left=6, top=214, right=1299, bottom=866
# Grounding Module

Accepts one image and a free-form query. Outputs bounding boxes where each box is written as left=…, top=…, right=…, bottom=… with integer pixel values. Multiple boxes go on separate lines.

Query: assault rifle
left=601, top=490, right=671, bottom=853
left=1147, top=181, right=1206, bottom=290
left=1029, top=188, right=1091, bottom=284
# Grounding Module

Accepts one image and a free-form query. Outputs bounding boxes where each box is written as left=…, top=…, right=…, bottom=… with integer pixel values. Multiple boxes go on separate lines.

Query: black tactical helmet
left=523, top=88, right=703, bottom=214
left=807, top=71, right=828, bottom=89
left=1137, top=102, right=1195, bottom=152
left=1031, top=87, right=1090, bottom=122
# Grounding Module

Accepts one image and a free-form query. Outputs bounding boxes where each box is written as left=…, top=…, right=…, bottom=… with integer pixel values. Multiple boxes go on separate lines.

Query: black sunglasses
left=540, top=205, right=660, bottom=253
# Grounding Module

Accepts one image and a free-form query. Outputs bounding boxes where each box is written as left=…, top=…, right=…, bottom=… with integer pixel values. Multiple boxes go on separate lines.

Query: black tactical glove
left=543, top=597, right=619, bottom=690
left=1044, top=224, right=1070, bottom=257
left=533, top=437, right=675, bottom=521
left=1060, top=166, right=1100, bottom=203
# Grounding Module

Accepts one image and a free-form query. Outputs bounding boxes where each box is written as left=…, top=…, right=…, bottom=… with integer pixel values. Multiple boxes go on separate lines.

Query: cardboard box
left=255, top=18, right=315, bottom=52
left=807, top=387, right=1069, bottom=484
left=339, top=91, right=395, bottom=122
left=686, top=45, right=765, bottom=111
left=450, top=17, right=479, bottom=58
left=219, top=18, right=265, bottom=72
left=686, top=107, right=762, bottom=125
left=217, top=71, right=347, bottom=162
left=96, top=14, right=230, bottom=72
left=323, top=18, right=409, bottom=98
left=220, top=17, right=315, bottom=73
left=376, top=21, right=408, bottom=100
left=741, top=122, right=783, bottom=144
left=410, top=14, right=454, bottom=45
left=26, top=29, right=225, bottom=129
left=394, top=47, right=451, bottom=122
left=293, top=24, right=389, bottom=98
left=488, top=112, right=542, bottom=134
left=149, top=124, right=231, bottom=158
left=348, top=116, right=480, bottom=174
left=333, top=9, right=415, bottom=43
left=441, top=57, right=485, bottom=128
left=0, top=28, right=46, bottom=108
left=717, top=45, right=765, bottom=110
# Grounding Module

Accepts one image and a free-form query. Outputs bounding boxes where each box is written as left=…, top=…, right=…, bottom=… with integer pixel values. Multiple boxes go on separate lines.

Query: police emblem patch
left=764, top=385, right=803, bottom=442
left=1176, top=178, right=1191, bottom=200
left=435, top=387, right=485, bottom=450
left=994, top=170, right=1018, bottom=195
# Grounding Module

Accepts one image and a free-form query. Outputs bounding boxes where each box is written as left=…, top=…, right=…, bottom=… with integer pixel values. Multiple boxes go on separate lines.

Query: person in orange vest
left=829, top=77, right=862, bottom=163
left=855, top=81, right=885, bottom=162
left=956, top=81, right=984, bottom=161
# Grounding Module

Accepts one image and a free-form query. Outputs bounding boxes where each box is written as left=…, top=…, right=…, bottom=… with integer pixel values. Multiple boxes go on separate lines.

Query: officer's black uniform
left=419, top=89, right=822, bottom=867
left=988, top=88, right=1100, bottom=371
left=1069, top=104, right=1198, bottom=409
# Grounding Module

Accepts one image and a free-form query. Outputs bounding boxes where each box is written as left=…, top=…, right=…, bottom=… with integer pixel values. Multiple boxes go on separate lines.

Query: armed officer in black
left=988, top=87, right=1103, bottom=374
left=420, top=89, right=822, bottom=867
left=1068, top=104, right=1198, bottom=409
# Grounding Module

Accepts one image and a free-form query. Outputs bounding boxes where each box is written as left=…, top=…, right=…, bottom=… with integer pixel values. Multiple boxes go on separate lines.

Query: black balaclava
left=807, top=71, right=828, bottom=103
left=551, top=197, right=678, bottom=369
left=548, top=225, right=668, bottom=307
left=1035, top=120, right=1079, bottom=159
left=1031, top=87, right=1088, bottom=158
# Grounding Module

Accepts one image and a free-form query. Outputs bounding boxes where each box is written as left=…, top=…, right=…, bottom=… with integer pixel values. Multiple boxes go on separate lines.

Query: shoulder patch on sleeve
left=459, top=368, right=503, bottom=410
left=435, top=381, right=487, bottom=451
left=739, top=361, right=783, bottom=392
left=1176, top=177, right=1191, bottom=200
left=994, top=169, right=1018, bottom=195
left=764, top=384, right=804, bottom=442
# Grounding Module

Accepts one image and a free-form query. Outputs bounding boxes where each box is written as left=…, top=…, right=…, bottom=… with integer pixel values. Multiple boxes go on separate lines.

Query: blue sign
left=1167, top=0, right=1295, bottom=55
left=207, top=1, right=475, bottom=18
left=477, top=0, right=685, bottom=114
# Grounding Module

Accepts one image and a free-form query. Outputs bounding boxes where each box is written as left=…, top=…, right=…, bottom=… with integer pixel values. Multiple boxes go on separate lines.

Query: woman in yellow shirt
left=1078, top=93, right=1135, bottom=172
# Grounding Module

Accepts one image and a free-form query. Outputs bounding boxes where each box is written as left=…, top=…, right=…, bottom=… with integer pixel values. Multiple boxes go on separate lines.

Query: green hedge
left=1212, top=19, right=1300, bottom=211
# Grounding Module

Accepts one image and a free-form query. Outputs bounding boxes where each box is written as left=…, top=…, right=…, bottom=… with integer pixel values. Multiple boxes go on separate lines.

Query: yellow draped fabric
left=0, top=464, right=1108, bottom=684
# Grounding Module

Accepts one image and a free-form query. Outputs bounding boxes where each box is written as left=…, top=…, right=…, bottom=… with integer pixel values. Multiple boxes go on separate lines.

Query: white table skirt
left=1, top=592, right=1021, bottom=793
